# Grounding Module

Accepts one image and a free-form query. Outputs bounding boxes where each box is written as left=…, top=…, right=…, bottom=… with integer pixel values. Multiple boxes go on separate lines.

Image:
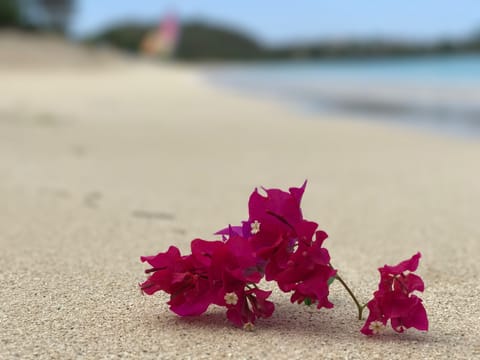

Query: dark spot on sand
left=84, top=191, right=102, bottom=208
left=35, top=112, right=58, bottom=126
left=71, top=145, right=87, bottom=157
left=39, top=187, right=70, bottom=198
left=132, top=210, right=175, bottom=221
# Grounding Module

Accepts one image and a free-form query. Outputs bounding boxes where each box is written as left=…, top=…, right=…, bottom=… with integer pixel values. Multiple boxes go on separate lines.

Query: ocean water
left=207, top=55, right=480, bottom=137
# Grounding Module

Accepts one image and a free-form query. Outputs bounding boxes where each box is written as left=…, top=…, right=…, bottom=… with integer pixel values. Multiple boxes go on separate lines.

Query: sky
left=71, top=1, right=480, bottom=44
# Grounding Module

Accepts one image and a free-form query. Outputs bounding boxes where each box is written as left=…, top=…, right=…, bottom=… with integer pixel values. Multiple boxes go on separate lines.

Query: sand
left=1, top=38, right=479, bottom=359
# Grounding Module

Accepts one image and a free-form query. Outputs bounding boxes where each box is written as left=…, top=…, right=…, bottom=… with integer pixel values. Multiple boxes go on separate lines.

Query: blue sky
left=71, top=1, right=480, bottom=44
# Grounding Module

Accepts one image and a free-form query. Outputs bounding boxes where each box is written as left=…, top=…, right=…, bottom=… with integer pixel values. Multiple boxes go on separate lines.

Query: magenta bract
left=361, top=252, right=429, bottom=335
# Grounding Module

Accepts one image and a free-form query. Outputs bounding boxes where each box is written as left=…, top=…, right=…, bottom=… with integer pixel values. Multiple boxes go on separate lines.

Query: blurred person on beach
left=141, top=12, right=179, bottom=58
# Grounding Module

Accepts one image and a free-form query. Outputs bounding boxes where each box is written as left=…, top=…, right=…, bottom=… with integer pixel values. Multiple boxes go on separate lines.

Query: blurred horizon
left=3, top=1, right=480, bottom=62
left=70, top=1, right=480, bottom=45
left=2, top=0, right=480, bottom=137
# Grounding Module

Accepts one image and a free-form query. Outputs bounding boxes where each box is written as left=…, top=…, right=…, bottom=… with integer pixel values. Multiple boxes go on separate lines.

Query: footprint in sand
left=84, top=191, right=102, bottom=208
left=34, top=112, right=59, bottom=127
left=131, top=210, right=175, bottom=221
left=39, top=187, right=71, bottom=198
left=71, top=144, right=87, bottom=157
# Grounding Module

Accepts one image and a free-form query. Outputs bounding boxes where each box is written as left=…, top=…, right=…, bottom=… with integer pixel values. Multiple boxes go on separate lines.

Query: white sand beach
left=1, top=36, right=479, bottom=359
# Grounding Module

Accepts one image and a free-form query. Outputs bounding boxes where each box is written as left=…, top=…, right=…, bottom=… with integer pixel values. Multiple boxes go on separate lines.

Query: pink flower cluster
left=361, top=252, right=429, bottom=335
left=140, top=182, right=428, bottom=334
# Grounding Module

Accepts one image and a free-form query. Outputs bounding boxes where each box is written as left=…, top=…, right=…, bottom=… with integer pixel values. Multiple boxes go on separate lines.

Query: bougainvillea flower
left=378, top=252, right=425, bottom=294
left=192, top=236, right=273, bottom=328
left=140, top=246, right=183, bottom=296
left=214, top=225, right=244, bottom=239
left=203, top=236, right=263, bottom=297
left=268, top=230, right=336, bottom=309
left=141, top=236, right=266, bottom=324
left=140, top=182, right=427, bottom=334
left=248, top=181, right=307, bottom=233
left=361, top=252, right=428, bottom=335
left=225, top=288, right=275, bottom=329
left=140, top=246, right=216, bottom=316
left=215, top=182, right=335, bottom=310
left=216, top=181, right=308, bottom=238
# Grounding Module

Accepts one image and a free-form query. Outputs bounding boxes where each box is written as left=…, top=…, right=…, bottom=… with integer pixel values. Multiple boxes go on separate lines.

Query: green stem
left=334, top=273, right=366, bottom=320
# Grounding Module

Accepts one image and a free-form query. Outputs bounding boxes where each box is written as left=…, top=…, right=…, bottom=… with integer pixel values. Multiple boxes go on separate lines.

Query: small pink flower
left=247, top=181, right=307, bottom=232
left=225, top=288, right=275, bottom=328
left=140, top=246, right=216, bottom=316
left=140, top=236, right=268, bottom=326
left=361, top=252, right=428, bottom=335
left=216, top=182, right=335, bottom=309
left=269, top=230, right=335, bottom=309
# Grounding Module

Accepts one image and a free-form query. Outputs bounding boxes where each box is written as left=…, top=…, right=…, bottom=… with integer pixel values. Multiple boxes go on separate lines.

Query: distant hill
left=176, top=22, right=262, bottom=60
left=86, top=20, right=480, bottom=61
left=85, top=22, right=151, bottom=53
left=87, top=20, right=264, bottom=60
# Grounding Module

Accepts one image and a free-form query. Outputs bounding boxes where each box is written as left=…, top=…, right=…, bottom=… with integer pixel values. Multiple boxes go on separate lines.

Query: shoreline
left=204, top=57, right=480, bottom=138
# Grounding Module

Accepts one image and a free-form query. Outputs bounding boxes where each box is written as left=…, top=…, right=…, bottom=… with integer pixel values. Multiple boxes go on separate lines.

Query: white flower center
left=369, top=321, right=386, bottom=334
left=250, top=220, right=261, bottom=235
left=224, top=292, right=238, bottom=305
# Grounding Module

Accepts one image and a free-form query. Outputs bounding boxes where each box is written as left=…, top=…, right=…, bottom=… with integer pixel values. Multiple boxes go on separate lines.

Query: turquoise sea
left=208, top=55, right=480, bottom=137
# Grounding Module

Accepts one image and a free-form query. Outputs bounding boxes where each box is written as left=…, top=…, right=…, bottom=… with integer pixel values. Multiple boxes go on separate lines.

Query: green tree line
left=88, top=20, right=480, bottom=61
left=2, top=2, right=480, bottom=61
left=0, top=0, right=74, bottom=33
